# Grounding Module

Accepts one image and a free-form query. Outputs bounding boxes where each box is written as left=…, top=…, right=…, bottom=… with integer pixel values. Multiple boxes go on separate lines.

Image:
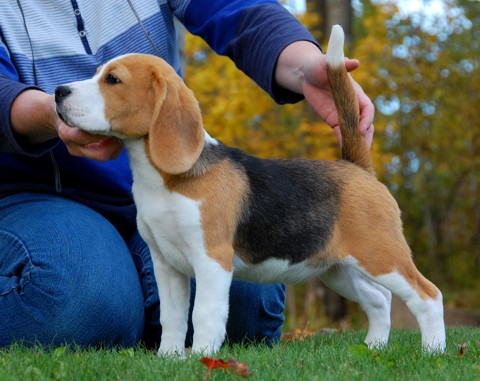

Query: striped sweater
left=0, top=0, right=317, bottom=237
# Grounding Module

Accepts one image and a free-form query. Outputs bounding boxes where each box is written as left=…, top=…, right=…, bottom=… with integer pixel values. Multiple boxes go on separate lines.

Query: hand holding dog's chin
left=57, top=123, right=123, bottom=162
left=11, top=91, right=122, bottom=161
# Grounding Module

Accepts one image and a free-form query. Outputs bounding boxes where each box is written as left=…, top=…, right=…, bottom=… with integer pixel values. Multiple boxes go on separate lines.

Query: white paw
left=157, top=342, right=186, bottom=358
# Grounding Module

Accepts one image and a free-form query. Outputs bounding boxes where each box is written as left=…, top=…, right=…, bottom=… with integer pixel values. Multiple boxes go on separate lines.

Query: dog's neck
left=183, top=131, right=225, bottom=178
left=123, top=131, right=225, bottom=185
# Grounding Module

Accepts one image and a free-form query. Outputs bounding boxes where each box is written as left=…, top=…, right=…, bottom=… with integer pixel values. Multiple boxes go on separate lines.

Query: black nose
left=55, top=86, right=72, bottom=102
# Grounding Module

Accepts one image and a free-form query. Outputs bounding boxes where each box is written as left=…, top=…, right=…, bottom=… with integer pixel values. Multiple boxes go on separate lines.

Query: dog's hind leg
left=320, top=265, right=392, bottom=348
left=335, top=174, right=445, bottom=351
left=340, top=241, right=445, bottom=352
left=355, top=258, right=445, bottom=353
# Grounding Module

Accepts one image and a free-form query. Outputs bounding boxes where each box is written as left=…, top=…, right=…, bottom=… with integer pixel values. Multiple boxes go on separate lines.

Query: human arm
left=171, top=0, right=374, bottom=147
left=0, top=75, right=122, bottom=161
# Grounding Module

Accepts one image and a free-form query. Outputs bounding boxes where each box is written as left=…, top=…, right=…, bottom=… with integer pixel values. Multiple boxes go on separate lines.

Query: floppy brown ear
left=148, top=69, right=204, bottom=174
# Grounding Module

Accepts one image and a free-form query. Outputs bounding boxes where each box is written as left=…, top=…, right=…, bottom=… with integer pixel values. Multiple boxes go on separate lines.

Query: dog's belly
left=232, top=256, right=332, bottom=284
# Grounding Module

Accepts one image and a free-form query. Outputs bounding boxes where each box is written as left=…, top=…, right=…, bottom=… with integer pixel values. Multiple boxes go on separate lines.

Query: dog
left=55, top=25, right=445, bottom=356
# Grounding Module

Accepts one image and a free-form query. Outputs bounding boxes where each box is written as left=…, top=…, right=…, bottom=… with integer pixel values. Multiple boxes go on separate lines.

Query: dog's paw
left=422, top=336, right=447, bottom=354
left=191, top=341, right=222, bottom=356
left=157, top=342, right=186, bottom=358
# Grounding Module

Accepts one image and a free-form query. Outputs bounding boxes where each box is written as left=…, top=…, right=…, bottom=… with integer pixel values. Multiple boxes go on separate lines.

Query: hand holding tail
left=301, top=37, right=374, bottom=149
left=325, top=25, right=374, bottom=174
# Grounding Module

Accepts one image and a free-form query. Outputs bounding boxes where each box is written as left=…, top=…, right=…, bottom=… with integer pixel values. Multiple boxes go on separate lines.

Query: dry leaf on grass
left=200, top=356, right=252, bottom=379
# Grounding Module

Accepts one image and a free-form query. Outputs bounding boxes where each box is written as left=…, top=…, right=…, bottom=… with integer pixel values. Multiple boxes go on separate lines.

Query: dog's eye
left=105, top=73, right=121, bottom=84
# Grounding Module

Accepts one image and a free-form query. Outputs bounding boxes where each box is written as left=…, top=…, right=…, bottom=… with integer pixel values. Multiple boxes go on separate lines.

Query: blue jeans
left=0, top=193, right=285, bottom=348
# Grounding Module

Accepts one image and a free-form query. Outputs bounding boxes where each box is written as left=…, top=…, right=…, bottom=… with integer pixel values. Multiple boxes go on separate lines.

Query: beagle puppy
left=55, top=25, right=445, bottom=356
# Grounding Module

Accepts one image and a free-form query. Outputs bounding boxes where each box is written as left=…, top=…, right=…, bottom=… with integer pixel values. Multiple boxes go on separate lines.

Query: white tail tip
left=326, top=25, right=345, bottom=67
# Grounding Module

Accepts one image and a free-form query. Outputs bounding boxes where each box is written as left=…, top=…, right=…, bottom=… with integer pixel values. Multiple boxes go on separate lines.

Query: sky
left=374, top=0, right=447, bottom=15
left=284, top=0, right=448, bottom=15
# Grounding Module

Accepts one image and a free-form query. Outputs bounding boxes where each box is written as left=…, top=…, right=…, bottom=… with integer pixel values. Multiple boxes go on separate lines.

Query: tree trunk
left=307, top=0, right=353, bottom=44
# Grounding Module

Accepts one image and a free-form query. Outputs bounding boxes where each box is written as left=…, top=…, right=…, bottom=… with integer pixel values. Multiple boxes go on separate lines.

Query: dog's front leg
left=191, top=258, right=233, bottom=354
left=150, top=248, right=190, bottom=357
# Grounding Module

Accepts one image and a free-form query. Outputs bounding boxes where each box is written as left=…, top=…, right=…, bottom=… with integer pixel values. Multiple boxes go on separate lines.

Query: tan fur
left=326, top=48, right=437, bottom=300
left=99, top=57, right=155, bottom=138
left=146, top=154, right=249, bottom=272
left=327, top=66, right=374, bottom=175
left=99, top=55, right=205, bottom=173
left=307, top=222, right=344, bottom=268
left=335, top=167, right=439, bottom=299
left=148, top=62, right=205, bottom=175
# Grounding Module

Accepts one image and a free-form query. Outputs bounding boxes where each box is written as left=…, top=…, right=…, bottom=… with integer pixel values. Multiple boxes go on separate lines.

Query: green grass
left=0, top=328, right=479, bottom=381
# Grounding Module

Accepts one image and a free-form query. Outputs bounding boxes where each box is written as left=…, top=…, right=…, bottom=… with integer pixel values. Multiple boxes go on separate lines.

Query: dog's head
left=55, top=54, right=205, bottom=174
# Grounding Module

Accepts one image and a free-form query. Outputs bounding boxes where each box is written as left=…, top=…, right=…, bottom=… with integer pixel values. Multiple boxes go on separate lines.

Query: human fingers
left=363, top=124, right=374, bottom=149
left=347, top=75, right=375, bottom=149
left=79, top=137, right=124, bottom=161
left=345, top=58, right=360, bottom=72
left=357, top=92, right=375, bottom=149
left=333, top=126, right=342, bottom=146
left=57, top=123, right=123, bottom=161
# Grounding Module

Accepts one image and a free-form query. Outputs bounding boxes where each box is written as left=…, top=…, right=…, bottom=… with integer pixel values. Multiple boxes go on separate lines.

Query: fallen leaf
left=200, top=357, right=231, bottom=369
left=200, top=357, right=230, bottom=379
left=200, top=357, right=252, bottom=379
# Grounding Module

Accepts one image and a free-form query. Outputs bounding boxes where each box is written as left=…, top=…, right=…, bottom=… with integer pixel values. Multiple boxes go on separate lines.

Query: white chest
left=125, top=140, right=206, bottom=276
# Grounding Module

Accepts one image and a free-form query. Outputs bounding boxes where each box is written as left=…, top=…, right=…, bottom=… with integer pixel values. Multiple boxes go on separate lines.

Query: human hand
left=11, top=90, right=123, bottom=161
left=302, top=55, right=374, bottom=148
left=56, top=121, right=123, bottom=162
left=275, top=41, right=374, bottom=148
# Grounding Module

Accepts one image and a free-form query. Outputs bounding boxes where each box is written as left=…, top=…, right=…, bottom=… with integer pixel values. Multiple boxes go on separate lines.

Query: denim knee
left=0, top=193, right=144, bottom=348
left=225, top=282, right=286, bottom=345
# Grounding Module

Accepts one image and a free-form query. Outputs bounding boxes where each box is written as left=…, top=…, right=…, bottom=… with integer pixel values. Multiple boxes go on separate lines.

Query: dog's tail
left=326, top=25, right=374, bottom=175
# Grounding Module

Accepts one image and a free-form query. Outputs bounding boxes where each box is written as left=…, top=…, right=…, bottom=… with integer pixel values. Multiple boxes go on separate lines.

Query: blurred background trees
left=181, top=0, right=480, bottom=329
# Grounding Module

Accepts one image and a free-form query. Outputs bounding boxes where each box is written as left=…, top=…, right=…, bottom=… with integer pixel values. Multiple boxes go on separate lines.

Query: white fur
left=56, top=69, right=110, bottom=133
left=373, top=272, right=445, bottom=351
left=204, top=130, right=219, bottom=145
left=342, top=256, right=445, bottom=352
left=320, top=264, right=392, bottom=348
left=326, top=24, right=345, bottom=68
left=233, top=256, right=332, bottom=284
left=191, top=256, right=232, bottom=354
